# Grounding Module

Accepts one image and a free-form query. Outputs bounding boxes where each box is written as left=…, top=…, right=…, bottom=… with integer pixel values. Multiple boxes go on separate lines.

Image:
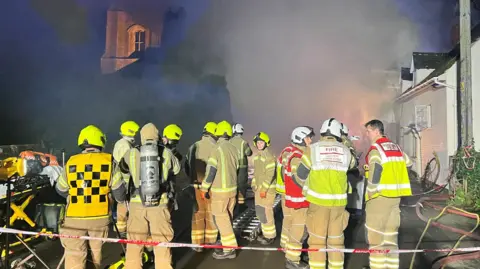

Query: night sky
left=0, top=0, right=475, bottom=151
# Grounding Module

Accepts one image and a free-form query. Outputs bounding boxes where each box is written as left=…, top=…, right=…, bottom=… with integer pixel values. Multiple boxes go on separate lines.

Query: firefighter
left=252, top=131, right=277, bottom=245
left=113, top=123, right=180, bottom=269
left=230, top=123, right=253, bottom=212
left=112, top=120, right=140, bottom=236
left=277, top=126, right=315, bottom=249
left=297, top=118, right=356, bottom=269
left=185, top=122, right=219, bottom=252
left=283, top=126, right=315, bottom=269
left=55, top=125, right=126, bottom=269
left=363, top=119, right=412, bottom=269
left=200, top=120, right=240, bottom=259
left=162, top=123, right=184, bottom=211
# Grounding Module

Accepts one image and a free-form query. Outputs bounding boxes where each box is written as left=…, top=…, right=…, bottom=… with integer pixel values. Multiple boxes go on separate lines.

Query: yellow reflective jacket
left=252, top=148, right=276, bottom=194
left=301, top=137, right=354, bottom=207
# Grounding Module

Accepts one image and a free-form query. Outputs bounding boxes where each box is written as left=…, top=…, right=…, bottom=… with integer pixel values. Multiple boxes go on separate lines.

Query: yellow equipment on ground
left=0, top=151, right=61, bottom=259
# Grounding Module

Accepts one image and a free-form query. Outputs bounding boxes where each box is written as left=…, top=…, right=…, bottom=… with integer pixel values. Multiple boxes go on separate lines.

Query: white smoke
left=176, top=0, right=419, bottom=151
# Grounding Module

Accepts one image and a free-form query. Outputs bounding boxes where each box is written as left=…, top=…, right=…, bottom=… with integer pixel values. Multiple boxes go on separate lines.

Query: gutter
left=395, top=77, right=447, bottom=103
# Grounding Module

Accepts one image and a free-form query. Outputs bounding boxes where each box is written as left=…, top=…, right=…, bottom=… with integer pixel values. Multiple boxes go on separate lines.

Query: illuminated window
left=134, top=31, right=146, bottom=52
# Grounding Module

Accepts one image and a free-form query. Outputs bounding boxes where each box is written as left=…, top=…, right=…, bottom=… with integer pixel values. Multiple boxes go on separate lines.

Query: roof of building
left=419, top=22, right=480, bottom=84
left=401, top=67, right=413, bottom=81
left=411, top=52, right=450, bottom=70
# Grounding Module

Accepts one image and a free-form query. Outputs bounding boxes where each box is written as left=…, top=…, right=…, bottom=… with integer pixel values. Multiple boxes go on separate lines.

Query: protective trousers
left=60, top=218, right=109, bottom=269
left=365, top=197, right=401, bottom=269
left=306, top=204, right=349, bottom=269
left=192, top=188, right=218, bottom=244
left=286, top=207, right=308, bottom=262
left=280, top=196, right=292, bottom=248
left=211, top=196, right=237, bottom=252
left=125, top=203, right=174, bottom=269
left=237, top=167, right=249, bottom=205
left=254, top=191, right=277, bottom=239
left=116, top=202, right=128, bottom=232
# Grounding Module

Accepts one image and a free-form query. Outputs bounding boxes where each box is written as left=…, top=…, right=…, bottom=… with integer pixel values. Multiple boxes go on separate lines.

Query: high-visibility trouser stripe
left=205, top=229, right=219, bottom=240
left=309, top=261, right=326, bottom=269
left=365, top=225, right=399, bottom=236
left=328, top=260, right=344, bottom=269
left=386, top=257, right=400, bottom=268
left=261, top=224, right=276, bottom=238
left=369, top=258, right=385, bottom=269
left=220, top=233, right=237, bottom=249
left=281, top=233, right=289, bottom=246
left=285, top=171, right=293, bottom=176
left=304, top=189, right=347, bottom=200
left=285, top=242, right=302, bottom=260
left=285, top=195, right=306, bottom=202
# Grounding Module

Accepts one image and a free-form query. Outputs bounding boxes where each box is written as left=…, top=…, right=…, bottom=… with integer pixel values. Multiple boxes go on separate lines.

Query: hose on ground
left=410, top=196, right=480, bottom=269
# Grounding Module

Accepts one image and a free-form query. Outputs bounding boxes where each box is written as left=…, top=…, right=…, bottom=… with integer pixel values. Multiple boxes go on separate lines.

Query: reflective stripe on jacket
left=284, top=145, right=309, bottom=209
left=302, top=138, right=353, bottom=207
left=252, top=148, right=276, bottom=193
left=365, top=137, right=411, bottom=200
left=201, top=138, right=240, bottom=198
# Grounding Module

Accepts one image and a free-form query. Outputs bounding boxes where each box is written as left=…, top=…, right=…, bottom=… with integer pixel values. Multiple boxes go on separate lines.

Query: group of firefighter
left=54, top=117, right=412, bottom=269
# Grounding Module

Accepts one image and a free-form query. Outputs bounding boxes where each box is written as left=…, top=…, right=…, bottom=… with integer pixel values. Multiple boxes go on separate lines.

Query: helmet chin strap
left=123, top=135, right=135, bottom=144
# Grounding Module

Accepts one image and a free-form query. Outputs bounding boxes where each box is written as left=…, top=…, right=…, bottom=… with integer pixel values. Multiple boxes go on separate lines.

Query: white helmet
left=291, top=126, right=314, bottom=145
left=232, top=123, right=244, bottom=135
left=341, top=123, right=349, bottom=136
left=320, top=118, right=342, bottom=138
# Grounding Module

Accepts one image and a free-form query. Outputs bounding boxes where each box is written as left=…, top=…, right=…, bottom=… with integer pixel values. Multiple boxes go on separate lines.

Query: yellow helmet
left=78, top=125, right=107, bottom=148
left=120, top=121, right=140, bottom=137
left=163, top=124, right=183, bottom=141
left=203, top=122, right=217, bottom=136
left=253, top=132, right=271, bottom=147
left=215, top=121, right=233, bottom=137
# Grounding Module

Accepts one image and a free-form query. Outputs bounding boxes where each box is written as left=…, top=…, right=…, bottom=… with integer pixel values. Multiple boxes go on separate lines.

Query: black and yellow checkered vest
left=66, top=152, right=112, bottom=219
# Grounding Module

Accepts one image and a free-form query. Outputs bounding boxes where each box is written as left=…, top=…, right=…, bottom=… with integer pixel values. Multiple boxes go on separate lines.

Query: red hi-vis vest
left=280, top=144, right=310, bottom=209
left=365, top=136, right=411, bottom=199
left=365, top=137, right=404, bottom=164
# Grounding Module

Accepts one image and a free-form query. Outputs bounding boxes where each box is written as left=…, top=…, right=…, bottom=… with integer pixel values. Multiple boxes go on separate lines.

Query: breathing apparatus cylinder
left=139, top=143, right=162, bottom=207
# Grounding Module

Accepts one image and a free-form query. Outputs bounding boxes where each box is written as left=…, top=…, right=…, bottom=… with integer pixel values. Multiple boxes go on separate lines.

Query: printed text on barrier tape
left=2, top=227, right=480, bottom=254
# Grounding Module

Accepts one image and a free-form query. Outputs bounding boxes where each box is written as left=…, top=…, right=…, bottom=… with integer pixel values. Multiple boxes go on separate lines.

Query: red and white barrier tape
left=2, top=227, right=480, bottom=254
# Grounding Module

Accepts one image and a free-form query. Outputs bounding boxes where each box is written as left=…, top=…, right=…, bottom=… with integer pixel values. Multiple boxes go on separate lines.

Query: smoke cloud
left=179, top=0, right=420, bottom=151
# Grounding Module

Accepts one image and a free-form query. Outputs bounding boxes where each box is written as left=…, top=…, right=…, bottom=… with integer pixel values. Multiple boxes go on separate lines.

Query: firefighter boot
left=285, top=259, right=310, bottom=269
left=212, top=248, right=237, bottom=260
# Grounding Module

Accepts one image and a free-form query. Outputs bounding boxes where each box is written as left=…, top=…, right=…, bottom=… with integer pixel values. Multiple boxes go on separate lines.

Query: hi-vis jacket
left=56, top=149, right=126, bottom=219
left=113, top=138, right=133, bottom=164
left=230, top=135, right=253, bottom=169
left=185, top=135, right=218, bottom=186
left=365, top=136, right=412, bottom=201
left=252, top=148, right=276, bottom=194
left=298, top=137, right=355, bottom=207
left=279, top=144, right=309, bottom=209
left=112, top=145, right=181, bottom=205
left=201, top=138, right=240, bottom=198
left=112, top=138, right=134, bottom=182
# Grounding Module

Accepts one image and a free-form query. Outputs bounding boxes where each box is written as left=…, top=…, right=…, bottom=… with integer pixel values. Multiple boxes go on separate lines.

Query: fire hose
left=411, top=195, right=480, bottom=269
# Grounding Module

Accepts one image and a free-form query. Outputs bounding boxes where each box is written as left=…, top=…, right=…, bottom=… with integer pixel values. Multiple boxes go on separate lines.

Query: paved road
left=4, top=183, right=480, bottom=269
